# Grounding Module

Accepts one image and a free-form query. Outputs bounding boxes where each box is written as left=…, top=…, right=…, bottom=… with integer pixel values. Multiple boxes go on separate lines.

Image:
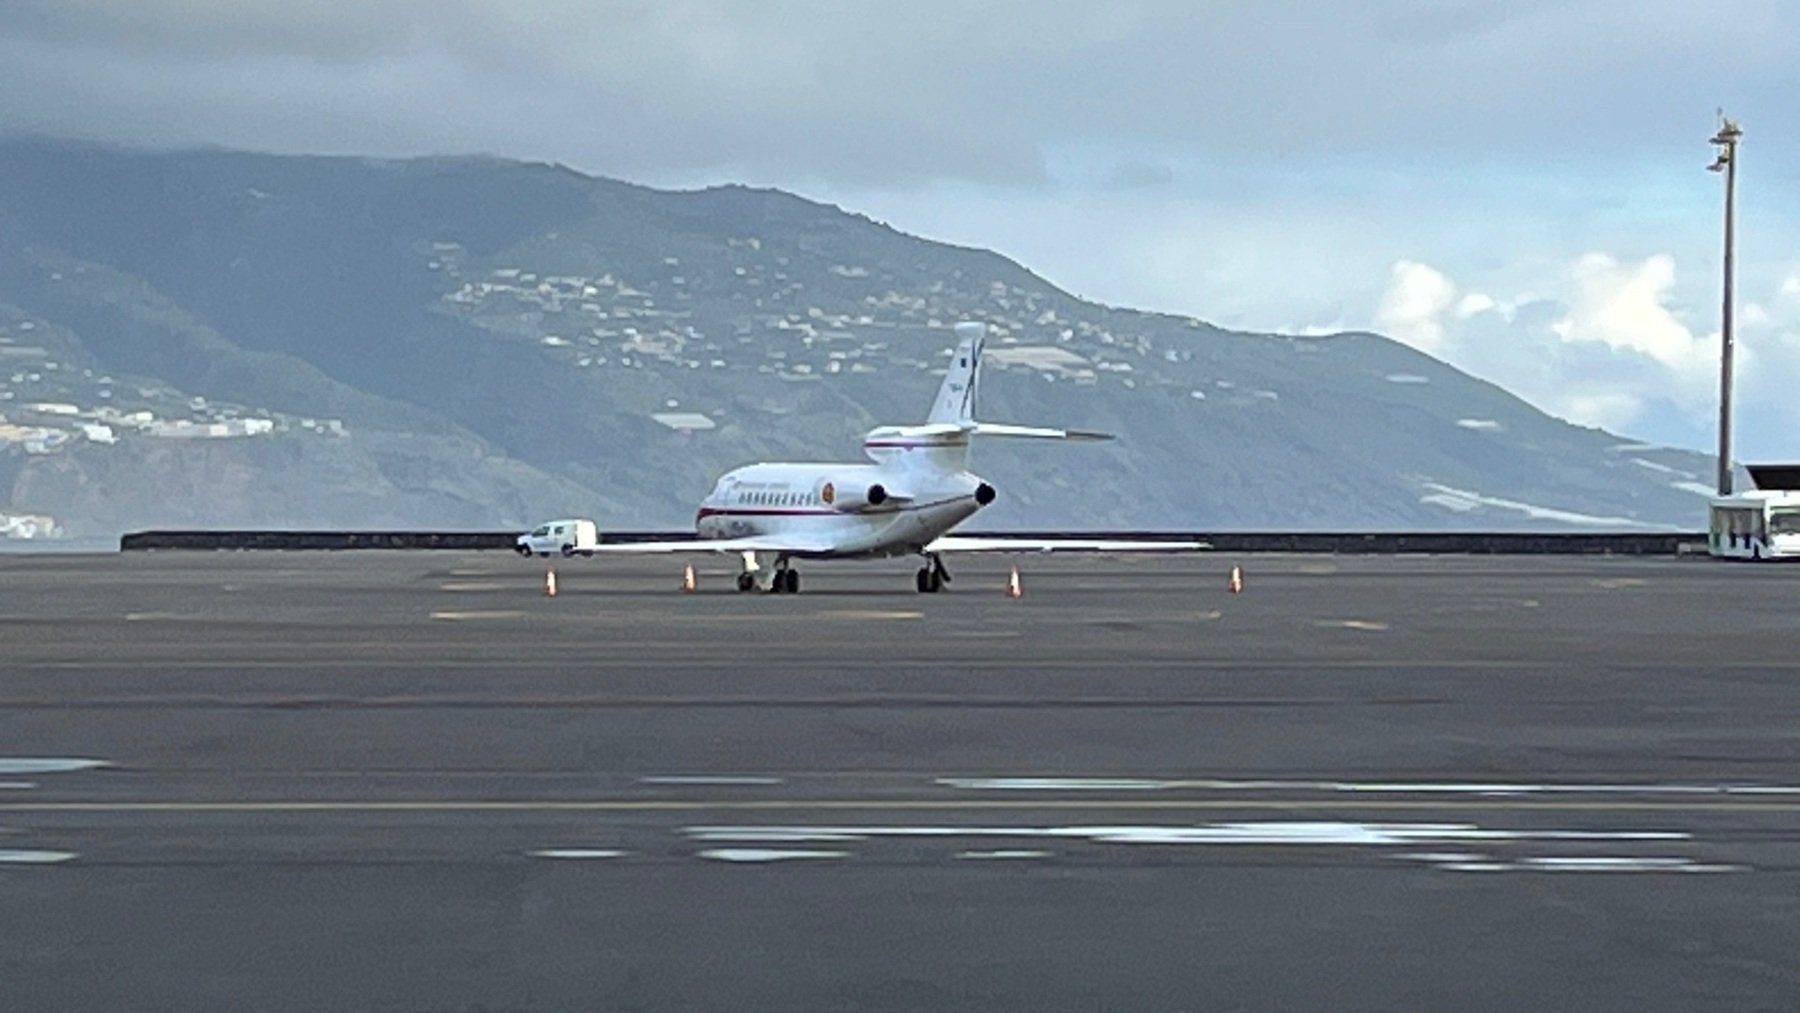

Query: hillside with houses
left=0, top=137, right=1717, bottom=538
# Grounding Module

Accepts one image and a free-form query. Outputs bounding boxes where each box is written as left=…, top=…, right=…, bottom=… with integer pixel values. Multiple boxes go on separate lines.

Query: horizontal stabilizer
left=968, top=423, right=1113, bottom=441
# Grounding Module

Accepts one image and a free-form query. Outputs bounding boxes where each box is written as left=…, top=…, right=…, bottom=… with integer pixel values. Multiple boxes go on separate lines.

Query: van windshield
left=1769, top=510, right=1800, bottom=536
left=531, top=527, right=549, bottom=537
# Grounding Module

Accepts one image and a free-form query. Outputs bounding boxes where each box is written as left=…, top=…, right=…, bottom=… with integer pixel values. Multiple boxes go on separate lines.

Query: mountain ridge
left=0, top=135, right=1716, bottom=538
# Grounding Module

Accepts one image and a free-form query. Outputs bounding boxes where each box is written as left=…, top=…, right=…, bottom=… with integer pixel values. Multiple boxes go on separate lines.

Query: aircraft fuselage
left=695, top=460, right=989, bottom=559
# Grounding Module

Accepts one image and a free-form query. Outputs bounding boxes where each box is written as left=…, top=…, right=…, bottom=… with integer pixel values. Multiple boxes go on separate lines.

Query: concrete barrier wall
left=120, top=529, right=1707, bottom=555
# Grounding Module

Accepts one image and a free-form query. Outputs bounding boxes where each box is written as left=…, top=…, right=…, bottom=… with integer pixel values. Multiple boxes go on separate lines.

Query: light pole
left=1708, top=114, right=1742, bottom=496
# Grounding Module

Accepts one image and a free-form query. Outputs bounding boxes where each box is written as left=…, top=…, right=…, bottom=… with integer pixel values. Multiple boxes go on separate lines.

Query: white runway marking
left=938, top=778, right=1173, bottom=791
left=0, top=782, right=37, bottom=790
left=688, top=829, right=865, bottom=843
left=1433, top=856, right=1743, bottom=874
left=529, top=849, right=627, bottom=860
left=1516, top=857, right=1742, bottom=873
left=937, top=777, right=1800, bottom=797
left=699, top=848, right=849, bottom=863
left=639, top=776, right=785, bottom=786
left=0, top=759, right=107, bottom=775
left=690, top=824, right=1738, bottom=872
left=689, top=822, right=1685, bottom=847
left=0, top=849, right=76, bottom=864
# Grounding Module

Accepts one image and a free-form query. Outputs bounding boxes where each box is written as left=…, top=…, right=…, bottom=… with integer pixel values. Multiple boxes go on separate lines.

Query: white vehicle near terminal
left=1708, top=489, right=1800, bottom=560
left=515, top=518, right=599, bottom=558
left=519, top=321, right=1200, bottom=592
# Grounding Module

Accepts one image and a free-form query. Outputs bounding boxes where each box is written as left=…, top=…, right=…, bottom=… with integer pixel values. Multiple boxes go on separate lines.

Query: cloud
left=1374, top=260, right=1457, bottom=353
left=1552, top=253, right=1713, bottom=376
left=1557, top=392, right=1646, bottom=432
left=1363, top=253, right=1735, bottom=444
left=3, top=0, right=1798, bottom=190
left=1454, top=292, right=1498, bottom=319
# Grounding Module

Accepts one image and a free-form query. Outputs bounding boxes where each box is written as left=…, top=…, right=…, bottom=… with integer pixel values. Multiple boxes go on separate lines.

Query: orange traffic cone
left=681, top=562, right=697, bottom=593
left=544, top=568, right=558, bottom=597
left=1227, top=565, right=1243, bottom=594
left=1006, top=564, right=1023, bottom=598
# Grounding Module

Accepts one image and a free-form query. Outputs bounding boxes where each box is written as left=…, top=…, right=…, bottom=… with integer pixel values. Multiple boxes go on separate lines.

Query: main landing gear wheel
left=736, top=573, right=756, bottom=593
left=767, top=568, right=799, bottom=594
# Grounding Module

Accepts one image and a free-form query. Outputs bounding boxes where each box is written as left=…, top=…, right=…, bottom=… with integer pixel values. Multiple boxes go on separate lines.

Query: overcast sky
left=3, top=0, right=1799, bottom=456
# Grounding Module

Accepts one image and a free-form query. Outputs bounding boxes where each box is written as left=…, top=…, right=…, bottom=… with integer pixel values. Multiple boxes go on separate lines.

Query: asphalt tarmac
left=1, top=550, right=1798, bottom=1012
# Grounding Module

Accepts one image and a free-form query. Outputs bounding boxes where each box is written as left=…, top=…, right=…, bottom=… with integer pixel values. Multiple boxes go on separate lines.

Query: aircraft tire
left=915, top=567, right=932, bottom=593
left=782, top=570, right=800, bottom=594
left=737, top=573, right=756, bottom=593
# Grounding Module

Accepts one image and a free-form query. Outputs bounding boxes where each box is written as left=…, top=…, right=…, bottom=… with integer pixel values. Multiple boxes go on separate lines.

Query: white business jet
left=552, top=321, right=1200, bottom=592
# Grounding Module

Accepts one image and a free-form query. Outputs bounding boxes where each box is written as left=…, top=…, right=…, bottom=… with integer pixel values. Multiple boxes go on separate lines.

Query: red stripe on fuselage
left=695, top=507, right=837, bottom=519
left=694, top=494, right=976, bottom=524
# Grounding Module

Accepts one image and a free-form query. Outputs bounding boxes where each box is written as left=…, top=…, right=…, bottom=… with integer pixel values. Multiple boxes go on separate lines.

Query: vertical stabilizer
left=926, top=322, right=985, bottom=423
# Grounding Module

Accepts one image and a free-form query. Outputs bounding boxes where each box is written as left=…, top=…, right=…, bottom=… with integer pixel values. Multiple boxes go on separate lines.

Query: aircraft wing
left=583, top=534, right=840, bottom=555
left=926, top=535, right=1207, bottom=554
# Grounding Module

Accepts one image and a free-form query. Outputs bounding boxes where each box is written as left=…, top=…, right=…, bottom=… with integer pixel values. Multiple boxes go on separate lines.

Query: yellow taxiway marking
left=428, top=610, right=527, bottom=621
left=1, top=798, right=1797, bottom=815
left=817, top=609, right=924, bottom=621
left=1318, top=620, right=1389, bottom=632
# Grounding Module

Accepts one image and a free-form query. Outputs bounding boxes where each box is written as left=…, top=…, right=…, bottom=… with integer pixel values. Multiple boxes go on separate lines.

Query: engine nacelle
left=823, top=481, right=891, bottom=512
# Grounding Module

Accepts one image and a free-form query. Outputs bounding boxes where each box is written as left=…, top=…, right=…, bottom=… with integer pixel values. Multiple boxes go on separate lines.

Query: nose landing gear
left=914, top=554, right=950, bottom=593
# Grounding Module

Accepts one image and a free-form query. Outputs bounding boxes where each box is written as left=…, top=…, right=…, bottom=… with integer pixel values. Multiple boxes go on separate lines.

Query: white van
left=516, top=518, right=600, bottom=557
